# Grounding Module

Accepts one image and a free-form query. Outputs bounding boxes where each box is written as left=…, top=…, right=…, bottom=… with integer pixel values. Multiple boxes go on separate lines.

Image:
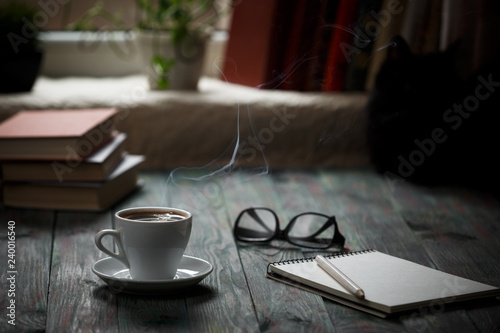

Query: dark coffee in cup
left=121, top=210, right=187, bottom=222
left=127, top=214, right=185, bottom=222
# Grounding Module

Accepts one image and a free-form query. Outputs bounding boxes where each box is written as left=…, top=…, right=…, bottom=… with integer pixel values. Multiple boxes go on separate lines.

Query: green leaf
left=151, top=54, right=175, bottom=90
left=152, top=55, right=175, bottom=73
left=157, top=76, right=169, bottom=90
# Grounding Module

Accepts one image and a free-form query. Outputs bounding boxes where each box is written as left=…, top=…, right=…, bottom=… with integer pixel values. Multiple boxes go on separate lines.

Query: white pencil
left=315, top=255, right=365, bottom=299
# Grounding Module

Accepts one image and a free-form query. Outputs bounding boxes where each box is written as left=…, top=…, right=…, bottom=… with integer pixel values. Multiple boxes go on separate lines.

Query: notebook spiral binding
left=267, top=249, right=375, bottom=275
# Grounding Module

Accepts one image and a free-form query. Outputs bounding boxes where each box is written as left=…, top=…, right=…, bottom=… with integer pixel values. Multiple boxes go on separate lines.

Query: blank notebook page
left=269, top=250, right=500, bottom=313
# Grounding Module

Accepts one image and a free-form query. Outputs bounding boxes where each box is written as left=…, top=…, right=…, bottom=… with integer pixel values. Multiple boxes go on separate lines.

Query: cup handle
left=95, top=229, right=129, bottom=268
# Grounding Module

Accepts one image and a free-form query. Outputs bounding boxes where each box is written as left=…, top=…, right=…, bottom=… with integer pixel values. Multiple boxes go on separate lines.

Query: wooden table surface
left=1, top=168, right=500, bottom=332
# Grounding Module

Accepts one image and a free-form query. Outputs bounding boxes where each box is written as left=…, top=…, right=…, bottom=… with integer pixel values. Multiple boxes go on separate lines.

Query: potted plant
left=0, top=2, right=44, bottom=93
left=134, top=0, right=224, bottom=90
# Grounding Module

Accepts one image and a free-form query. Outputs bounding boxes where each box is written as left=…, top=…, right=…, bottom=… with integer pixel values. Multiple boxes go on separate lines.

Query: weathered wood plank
left=386, top=181, right=500, bottom=332
left=316, top=168, right=395, bottom=218
left=105, top=172, right=189, bottom=333
left=160, top=169, right=260, bottom=332
left=386, top=180, right=500, bottom=218
left=223, top=170, right=336, bottom=332
left=280, top=169, right=483, bottom=333
left=45, top=211, right=119, bottom=332
left=0, top=209, right=54, bottom=332
left=273, top=169, right=407, bottom=333
left=399, top=211, right=500, bottom=333
left=382, top=177, right=500, bottom=333
left=4, top=168, right=499, bottom=333
left=110, top=170, right=258, bottom=332
left=314, top=169, right=427, bottom=261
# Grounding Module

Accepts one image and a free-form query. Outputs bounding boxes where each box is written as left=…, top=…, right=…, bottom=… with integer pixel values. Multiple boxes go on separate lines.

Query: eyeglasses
left=233, top=207, right=345, bottom=249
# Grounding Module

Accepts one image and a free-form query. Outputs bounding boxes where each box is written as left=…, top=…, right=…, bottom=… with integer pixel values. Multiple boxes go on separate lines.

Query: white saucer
left=92, top=255, right=213, bottom=295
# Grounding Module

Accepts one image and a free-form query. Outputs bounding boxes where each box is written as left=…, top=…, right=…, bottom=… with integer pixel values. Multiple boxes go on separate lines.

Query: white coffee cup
left=95, top=207, right=192, bottom=280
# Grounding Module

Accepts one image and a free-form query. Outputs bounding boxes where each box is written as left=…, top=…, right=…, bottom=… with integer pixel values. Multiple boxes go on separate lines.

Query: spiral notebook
left=267, top=249, right=500, bottom=318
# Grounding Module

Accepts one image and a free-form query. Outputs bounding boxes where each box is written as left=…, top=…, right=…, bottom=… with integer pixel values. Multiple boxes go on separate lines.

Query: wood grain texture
left=46, top=211, right=118, bottom=332
left=0, top=209, right=54, bottom=332
left=272, top=170, right=406, bottom=333
left=270, top=169, right=500, bottom=333
left=110, top=172, right=190, bottom=333
left=223, top=171, right=336, bottom=332
left=2, top=168, right=499, bottom=332
left=111, top=170, right=258, bottom=332
left=162, top=170, right=260, bottom=332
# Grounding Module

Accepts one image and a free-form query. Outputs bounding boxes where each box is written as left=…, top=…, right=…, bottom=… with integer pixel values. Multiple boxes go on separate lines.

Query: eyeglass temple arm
left=324, top=217, right=345, bottom=245
left=324, top=217, right=345, bottom=244
left=247, top=209, right=275, bottom=233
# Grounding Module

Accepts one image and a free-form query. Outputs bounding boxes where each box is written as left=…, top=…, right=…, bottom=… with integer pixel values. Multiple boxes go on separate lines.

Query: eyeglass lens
left=287, top=214, right=335, bottom=248
left=235, top=208, right=277, bottom=241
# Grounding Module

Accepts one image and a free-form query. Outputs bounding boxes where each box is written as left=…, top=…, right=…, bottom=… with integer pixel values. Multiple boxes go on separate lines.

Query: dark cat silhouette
left=367, top=36, right=500, bottom=193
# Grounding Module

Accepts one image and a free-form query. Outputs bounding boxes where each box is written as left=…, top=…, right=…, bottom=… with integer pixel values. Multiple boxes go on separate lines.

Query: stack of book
left=0, top=109, right=144, bottom=211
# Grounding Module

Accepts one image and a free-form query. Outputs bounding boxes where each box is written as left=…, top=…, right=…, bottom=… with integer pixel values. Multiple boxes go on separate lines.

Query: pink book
left=0, top=109, right=117, bottom=161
